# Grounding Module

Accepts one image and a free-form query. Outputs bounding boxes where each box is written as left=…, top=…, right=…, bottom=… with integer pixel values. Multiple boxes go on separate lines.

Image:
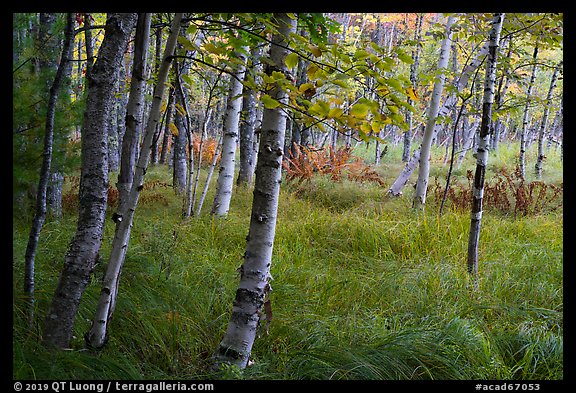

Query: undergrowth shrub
left=431, top=165, right=563, bottom=216
left=283, top=144, right=386, bottom=187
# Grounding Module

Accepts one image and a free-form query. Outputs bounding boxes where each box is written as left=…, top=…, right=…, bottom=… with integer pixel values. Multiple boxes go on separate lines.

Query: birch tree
left=412, top=14, right=455, bottom=210
left=23, top=13, right=74, bottom=327
left=43, top=13, right=137, bottom=349
left=212, top=13, right=296, bottom=370
left=518, top=42, right=538, bottom=179
left=467, top=13, right=504, bottom=285
left=117, top=13, right=151, bottom=212
left=85, top=13, right=183, bottom=349
left=210, top=46, right=248, bottom=216
left=535, top=61, right=562, bottom=179
left=388, top=40, right=490, bottom=196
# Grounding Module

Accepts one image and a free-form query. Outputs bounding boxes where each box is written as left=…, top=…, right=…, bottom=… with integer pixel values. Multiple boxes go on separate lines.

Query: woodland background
left=13, top=12, right=562, bottom=381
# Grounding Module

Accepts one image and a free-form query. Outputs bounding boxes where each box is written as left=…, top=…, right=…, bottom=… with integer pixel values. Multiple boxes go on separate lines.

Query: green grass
left=12, top=142, right=562, bottom=380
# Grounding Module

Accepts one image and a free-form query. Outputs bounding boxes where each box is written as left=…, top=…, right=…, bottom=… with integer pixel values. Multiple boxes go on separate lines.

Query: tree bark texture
left=210, top=48, right=248, bottom=216
left=467, top=13, right=504, bottom=282
left=412, top=15, right=455, bottom=210
left=212, top=13, right=296, bottom=369
left=43, top=13, right=137, bottom=349
left=85, top=13, right=183, bottom=350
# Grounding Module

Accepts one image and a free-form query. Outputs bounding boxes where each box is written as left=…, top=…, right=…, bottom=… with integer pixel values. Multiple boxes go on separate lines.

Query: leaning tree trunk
left=535, top=61, right=561, bottom=179
left=210, top=47, right=248, bottom=216
left=412, top=15, right=455, bottom=210
left=467, top=13, right=504, bottom=286
left=388, top=40, right=490, bottom=196
left=24, top=13, right=74, bottom=328
left=212, top=13, right=296, bottom=370
left=85, top=13, right=183, bottom=349
left=43, top=13, right=137, bottom=349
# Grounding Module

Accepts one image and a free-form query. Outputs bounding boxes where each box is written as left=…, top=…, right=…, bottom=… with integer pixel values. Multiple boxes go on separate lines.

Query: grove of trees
left=13, top=12, right=562, bottom=380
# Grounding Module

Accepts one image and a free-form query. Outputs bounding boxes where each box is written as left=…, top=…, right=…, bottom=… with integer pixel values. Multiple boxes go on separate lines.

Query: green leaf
left=353, top=49, right=370, bottom=60
left=285, top=52, right=299, bottom=69
left=350, top=103, right=369, bottom=118
left=262, top=94, right=281, bottom=109
left=396, top=48, right=414, bottom=64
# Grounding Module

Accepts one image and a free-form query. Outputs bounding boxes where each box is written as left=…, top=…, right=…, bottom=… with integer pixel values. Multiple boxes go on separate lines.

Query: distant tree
left=535, top=61, right=562, bottom=179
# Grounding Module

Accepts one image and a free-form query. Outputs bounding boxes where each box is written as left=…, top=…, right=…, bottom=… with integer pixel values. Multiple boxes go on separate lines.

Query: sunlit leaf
left=350, top=103, right=369, bottom=118
left=285, top=52, right=299, bottom=69
left=262, top=94, right=281, bottom=109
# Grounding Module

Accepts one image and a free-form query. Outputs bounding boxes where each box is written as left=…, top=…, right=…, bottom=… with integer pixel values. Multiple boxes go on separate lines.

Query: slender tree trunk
left=172, top=73, right=188, bottom=195
left=24, top=13, right=74, bottom=328
left=237, top=44, right=263, bottom=187
left=403, top=13, right=424, bottom=162
left=85, top=13, right=182, bottom=349
left=43, top=13, right=137, bottom=349
left=211, top=47, right=248, bottom=216
left=117, top=13, right=151, bottom=212
left=412, top=15, right=455, bottom=210
left=535, top=61, right=561, bottom=179
left=159, top=88, right=175, bottom=165
left=212, top=13, right=296, bottom=370
left=388, top=40, right=490, bottom=196
left=467, top=13, right=504, bottom=286
left=519, top=43, right=538, bottom=179
left=196, top=134, right=223, bottom=217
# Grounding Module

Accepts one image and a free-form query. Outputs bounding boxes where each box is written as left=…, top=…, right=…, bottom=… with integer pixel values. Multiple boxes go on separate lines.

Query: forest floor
left=12, top=141, right=563, bottom=380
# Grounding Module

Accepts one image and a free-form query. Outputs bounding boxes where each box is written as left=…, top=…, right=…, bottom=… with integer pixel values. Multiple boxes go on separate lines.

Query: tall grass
left=12, top=143, right=562, bottom=380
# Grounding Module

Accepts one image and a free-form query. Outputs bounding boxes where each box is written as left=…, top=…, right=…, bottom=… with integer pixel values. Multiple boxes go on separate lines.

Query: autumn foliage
left=283, top=144, right=386, bottom=187
left=431, top=165, right=563, bottom=216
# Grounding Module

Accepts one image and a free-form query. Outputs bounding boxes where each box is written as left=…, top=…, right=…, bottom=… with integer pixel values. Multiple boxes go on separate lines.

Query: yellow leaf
left=309, top=44, right=322, bottom=57
left=360, top=122, right=372, bottom=134
left=169, top=123, right=179, bottom=136
left=328, top=107, right=344, bottom=119
left=406, top=86, right=419, bottom=101
left=285, top=52, right=299, bottom=69
left=350, top=103, right=369, bottom=118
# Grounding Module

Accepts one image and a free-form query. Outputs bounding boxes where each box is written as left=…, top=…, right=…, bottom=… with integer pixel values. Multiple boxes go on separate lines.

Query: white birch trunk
left=467, top=13, right=504, bottom=284
left=388, top=40, right=490, bottom=197
left=212, top=13, right=296, bottom=369
left=412, top=15, right=455, bottom=209
left=85, top=13, right=183, bottom=349
left=519, top=43, right=538, bottom=179
left=535, top=61, right=561, bottom=179
left=210, top=48, right=248, bottom=216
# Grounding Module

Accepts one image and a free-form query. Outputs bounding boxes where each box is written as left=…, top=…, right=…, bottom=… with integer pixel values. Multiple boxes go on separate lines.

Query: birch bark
left=467, top=13, right=504, bottom=283
left=85, top=13, right=183, bottom=349
left=212, top=13, right=296, bottom=369
left=519, top=43, right=538, bottom=179
left=117, top=13, right=151, bottom=213
left=43, top=13, right=137, bottom=349
left=535, top=61, right=561, bottom=179
left=412, top=15, right=455, bottom=210
left=210, top=47, right=248, bottom=216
